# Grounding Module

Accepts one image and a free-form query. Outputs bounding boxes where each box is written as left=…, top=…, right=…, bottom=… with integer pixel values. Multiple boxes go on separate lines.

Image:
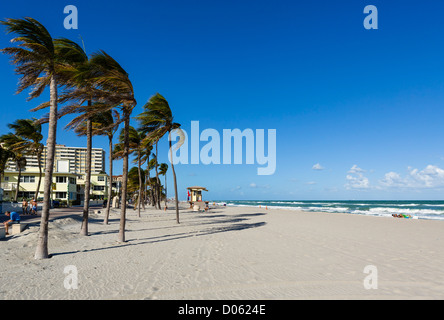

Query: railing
left=1, top=183, right=28, bottom=191
left=1, top=182, right=16, bottom=191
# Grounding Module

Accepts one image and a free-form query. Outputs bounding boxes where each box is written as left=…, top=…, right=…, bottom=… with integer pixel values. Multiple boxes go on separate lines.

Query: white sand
left=1, top=204, right=443, bottom=300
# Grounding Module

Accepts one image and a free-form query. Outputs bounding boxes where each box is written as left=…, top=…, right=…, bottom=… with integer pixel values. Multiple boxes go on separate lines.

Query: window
left=98, top=176, right=105, bottom=181
left=55, top=192, right=67, bottom=199
left=56, top=176, right=67, bottom=183
left=20, top=176, right=36, bottom=183
left=18, top=191, right=35, bottom=198
left=93, top=186, right=105, bottom=191
left=4, top=176, right=9, bottom=181
left=69, top=177, right=76, bottom=184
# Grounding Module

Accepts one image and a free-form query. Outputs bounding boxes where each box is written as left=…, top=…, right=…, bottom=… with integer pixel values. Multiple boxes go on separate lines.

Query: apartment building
left=2, top=145, right=109, bottom=202
left=7, top=144, right=106, bottom=174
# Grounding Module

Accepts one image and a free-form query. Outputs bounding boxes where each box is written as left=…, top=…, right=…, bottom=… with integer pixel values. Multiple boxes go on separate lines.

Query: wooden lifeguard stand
left=187, top=186, right=209, bottom=211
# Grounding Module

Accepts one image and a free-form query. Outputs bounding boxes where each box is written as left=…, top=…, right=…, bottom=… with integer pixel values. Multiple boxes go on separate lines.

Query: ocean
left=218, top=200, right=444, bottom=221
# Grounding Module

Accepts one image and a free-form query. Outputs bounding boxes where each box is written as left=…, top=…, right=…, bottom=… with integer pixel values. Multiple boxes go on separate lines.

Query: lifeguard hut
left=187, top=186, right=209, bottom=211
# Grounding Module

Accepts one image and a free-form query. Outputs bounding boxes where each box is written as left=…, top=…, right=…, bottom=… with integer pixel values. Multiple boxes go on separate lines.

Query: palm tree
left=114, top=126, right=146, bottom=217
left=7, top=118, right=44, bottom=200
left=51, top=40, right=129, bottom=235
left=127, top=167, right=142, bottom=194
left=99, top=110, right=120, bottom=224
left=1, top=17, right=62, bottom=259
left=52, top=38, right=97, bottom=236
left=159, top=163, right=168, bottom=207
left=74, top=109, right=120, bottom=224
left=154, top=142, right=162, bottom=210
left=140, top=133, right=161, bottom=210
left=140, top=140, right=153, bottom=206
left=88, top=51, right=136, bottom=243
left=0, top=133, right=27, bottom=201
left=136, top=93, right=183, bottom=224
left=148, top=156, right=159, bottom=207
left=0, top=146, right=13, bottom=185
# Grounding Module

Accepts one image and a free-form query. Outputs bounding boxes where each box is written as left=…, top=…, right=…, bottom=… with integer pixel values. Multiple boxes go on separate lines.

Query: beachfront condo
left=5, top=144, right=106, bottom=175
left=1, top=144, right=110, bottom=202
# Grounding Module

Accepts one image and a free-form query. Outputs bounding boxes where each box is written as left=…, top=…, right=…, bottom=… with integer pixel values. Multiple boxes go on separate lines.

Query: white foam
left=223, top=201, right=444, bottom=221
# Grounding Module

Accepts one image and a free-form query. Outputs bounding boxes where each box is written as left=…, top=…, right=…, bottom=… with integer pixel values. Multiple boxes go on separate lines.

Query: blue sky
left=2, top=0, right=444, bottom=200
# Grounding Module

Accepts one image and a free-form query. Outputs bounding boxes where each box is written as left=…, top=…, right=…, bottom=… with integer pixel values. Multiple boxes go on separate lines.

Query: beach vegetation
left=0, top=17, right=62, bottom=259
left=6, top=118, right=44, bottom=200
left=0, top=132, right=27, bottom=201
left=56, top=47, right=136, bottom=243
left=159, top=163, right=168, bottom=207
left=113, top=126, right=146, bottom=217
left=0, top=16, right=183, bottom=253
left=72, top=108, right=120, bottom=224
left=136, top=93, right=184, bottom=224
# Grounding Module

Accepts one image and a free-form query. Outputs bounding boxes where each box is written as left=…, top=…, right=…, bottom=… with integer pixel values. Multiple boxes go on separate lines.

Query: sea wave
left=221, top=200, right=444, bottom=221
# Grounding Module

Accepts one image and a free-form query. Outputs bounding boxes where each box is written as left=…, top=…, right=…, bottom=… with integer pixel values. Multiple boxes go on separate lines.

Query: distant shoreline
left=215, top=200, right=444, bottom=221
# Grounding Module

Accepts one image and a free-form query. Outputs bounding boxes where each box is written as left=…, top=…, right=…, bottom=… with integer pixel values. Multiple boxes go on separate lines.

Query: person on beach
left=3, top=211, right=20, bottom=235
left=30, top=199, right=38, bottom=215
left=392, top=213, right=412, bottom=219
left=22, top=199, right=28, bottom=215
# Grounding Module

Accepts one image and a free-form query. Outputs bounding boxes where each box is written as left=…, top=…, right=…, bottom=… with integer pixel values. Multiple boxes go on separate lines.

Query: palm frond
left=0, top=17, right=56, bottom=99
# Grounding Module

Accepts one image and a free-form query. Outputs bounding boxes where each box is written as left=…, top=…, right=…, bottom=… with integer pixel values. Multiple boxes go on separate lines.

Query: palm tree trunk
left=146, top=162, right=151, bottom=206
left=15, top=160, right=21, bottom=202
left=142, top=189, right=146, bottom=210
left=141, top=171, right=146, bottom=210
left=118, top=110, right=130, bottom=242
left=104, top=135, right=113, bottom=225
left=80, top=112, right=92, bottom=236
left=169, top=131, right=180, bottom=224
left=164, top=172, right=167, bottom=207
left=35, top=75, right=57, bottom=260
left=35, top=152, right=43, bottom=200
left=155, top=142, right=161, bottom=210
left=137, top=152, right=142, bottom=217
left=151, top=186, right=155, bottom=207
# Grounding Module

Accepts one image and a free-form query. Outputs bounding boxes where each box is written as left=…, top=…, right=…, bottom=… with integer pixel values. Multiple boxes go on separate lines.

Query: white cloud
left=345, top=165, right=370, bottom=190
left=343, top=164, right=444, bottom=192
left=312, top=163, right=325, bottom=170
left=409, top=165, right=444, bottom=188
left=380, top=171, right=404, bottom=187
left=249, top=182, right=270, bottom=189
left=349, top=164, right=365, bottom=174
left=381, top=165, right=444, bottom=189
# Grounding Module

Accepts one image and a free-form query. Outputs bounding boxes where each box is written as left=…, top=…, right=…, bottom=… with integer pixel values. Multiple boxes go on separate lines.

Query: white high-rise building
left=7, top=144, right=106, bottom=175
left=2, top=145, right=108, bottom=202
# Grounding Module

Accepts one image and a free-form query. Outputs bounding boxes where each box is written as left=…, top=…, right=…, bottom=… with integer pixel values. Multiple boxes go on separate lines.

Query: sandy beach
left=1, top=203, right=443, bottom=300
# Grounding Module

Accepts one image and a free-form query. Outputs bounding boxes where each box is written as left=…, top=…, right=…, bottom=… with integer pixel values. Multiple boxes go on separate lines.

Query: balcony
left=1, top=182, right=25, bottom=192
left=1, top=182, right=17, bottom=191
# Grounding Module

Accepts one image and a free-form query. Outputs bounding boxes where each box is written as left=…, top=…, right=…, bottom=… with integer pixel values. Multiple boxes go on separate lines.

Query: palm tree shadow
left=132, top=221, right=266, bottom=245
left=51, top=219, right=266, bottom=257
